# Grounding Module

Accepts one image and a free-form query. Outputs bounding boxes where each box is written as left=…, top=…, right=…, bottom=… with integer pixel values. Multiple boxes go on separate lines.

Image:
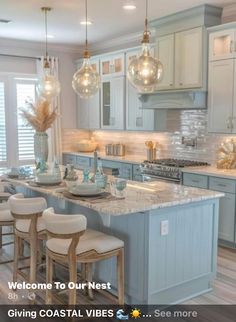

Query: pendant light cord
left=41, top=7, right=51, bottom=68
left=83, top=0, right=90, bottom=58
left=45, top=9, right=48, bottom=58
left=142, top=0, right=150, bottom=43
left=85, top=0, right=88, bottom=50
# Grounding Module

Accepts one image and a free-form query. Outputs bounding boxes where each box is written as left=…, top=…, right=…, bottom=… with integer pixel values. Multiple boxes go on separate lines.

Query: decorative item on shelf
left=64, top=164, right=78, bottom=189
left=95, top=159, right=108, bottom=189
left=72, top=0, right=100, bottom=99
left=113, top=143, right=126, bottom=156
left=20, top=99, right=58, bottom=162
left=217, top=139, right=236, bottom=169
left=127, top=0, right=163, bottom=93
left=145, top=141, right=157, bottom=161
left=37, top=7, right=61, bottom=100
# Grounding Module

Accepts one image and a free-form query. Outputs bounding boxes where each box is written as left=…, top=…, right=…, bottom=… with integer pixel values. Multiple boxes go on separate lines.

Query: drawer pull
left=217, top=183, right=227, bottom=187
left=192, top=180, right=200, bottom=183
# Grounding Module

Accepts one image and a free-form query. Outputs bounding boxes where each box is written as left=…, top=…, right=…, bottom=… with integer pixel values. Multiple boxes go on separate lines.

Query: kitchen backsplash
left=62, top=110, right=232, bottom=165
left=62, top=129, right=90, bottom=152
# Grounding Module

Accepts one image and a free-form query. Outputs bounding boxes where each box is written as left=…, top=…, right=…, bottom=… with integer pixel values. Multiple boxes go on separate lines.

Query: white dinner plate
left=69, top=188, right=104, bottom=197
left=34, top=179, right=62, bottom=186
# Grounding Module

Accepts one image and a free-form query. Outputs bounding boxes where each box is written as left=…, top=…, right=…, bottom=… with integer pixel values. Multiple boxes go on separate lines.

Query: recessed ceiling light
left=47, top=34, right=54, bottom=39
left=123, top=2, right=136, bottom=10
left=80, top=20, right=93, bottom=25
left=0, top=19, right=12, bottom=24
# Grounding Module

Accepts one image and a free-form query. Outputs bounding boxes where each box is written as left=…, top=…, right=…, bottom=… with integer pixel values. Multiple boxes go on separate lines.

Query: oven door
left=142, top=174, right=180, bottom=184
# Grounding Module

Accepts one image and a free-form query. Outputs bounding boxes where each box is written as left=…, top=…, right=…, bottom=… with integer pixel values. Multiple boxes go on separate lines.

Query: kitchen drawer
left=183, top=173, right=208, bottom=189
left=133, top=164, right=143, bottom=182
left=209, top=177, right=236, bottom=194
left=62, top=154, right=77, bottom=166
left=76, top=156, right=90, bottom=169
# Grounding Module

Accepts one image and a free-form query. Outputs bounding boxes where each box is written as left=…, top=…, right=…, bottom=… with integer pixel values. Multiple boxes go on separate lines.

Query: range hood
left=140, top=91, right=207, bottom=110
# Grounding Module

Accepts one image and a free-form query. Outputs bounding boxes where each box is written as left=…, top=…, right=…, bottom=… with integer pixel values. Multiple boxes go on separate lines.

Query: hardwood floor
left=0, top=240, right=236, bottom=305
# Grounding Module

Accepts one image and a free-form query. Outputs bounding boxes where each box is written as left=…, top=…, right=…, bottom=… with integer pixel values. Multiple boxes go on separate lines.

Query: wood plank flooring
left=0, top=240, right=236, bottom=305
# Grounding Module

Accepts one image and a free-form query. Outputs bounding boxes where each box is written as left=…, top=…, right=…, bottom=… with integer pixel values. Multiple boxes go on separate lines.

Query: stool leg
left=29, top=236, right=37, bottom=284
left=117, top=248, right=124, bottom=305
left=13, top=235, right=20, bottom=284
left=28, top=236, right=37, bottom=304
left=69, top=259, right=77, bottom=305
left=46, top=253, right=53, bottom=304
left=0, top=226, right=2, bottom=249
left=86, top=263, right=94, bottom=301
left=18, top=238, right=24, bottom=258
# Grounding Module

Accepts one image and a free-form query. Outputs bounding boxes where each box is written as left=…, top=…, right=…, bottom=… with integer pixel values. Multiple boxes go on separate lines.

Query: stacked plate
left=35, top=173, right=62, bottom=186
left=68, top=183, right=104, bottom=197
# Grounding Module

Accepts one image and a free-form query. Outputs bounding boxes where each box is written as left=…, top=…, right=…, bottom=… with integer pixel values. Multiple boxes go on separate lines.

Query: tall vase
left=34, top=132, right=49, bottom=162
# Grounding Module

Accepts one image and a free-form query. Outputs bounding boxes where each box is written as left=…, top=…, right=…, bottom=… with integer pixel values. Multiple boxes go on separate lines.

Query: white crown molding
left=89, top=28, right=156, bottom=55
left=0, top=37, right=82, bottom=55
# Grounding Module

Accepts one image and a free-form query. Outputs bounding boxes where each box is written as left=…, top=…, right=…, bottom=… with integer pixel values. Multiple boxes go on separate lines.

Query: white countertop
left=6, top=177, right=224, bottom=216
left=182, top=166, right=236, bottom=180
left=63, top=151, right=144, bottom=165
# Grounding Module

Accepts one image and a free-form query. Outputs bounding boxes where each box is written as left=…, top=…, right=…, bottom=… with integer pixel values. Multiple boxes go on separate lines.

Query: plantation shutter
left=16, top=81, right=36, bottom=163
left=0, top=82, right=7, bottom=167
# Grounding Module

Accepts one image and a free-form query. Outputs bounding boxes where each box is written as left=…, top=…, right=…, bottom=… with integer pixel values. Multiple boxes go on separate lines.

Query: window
left=16, top=82, right=36, bottom=162
left=0, top=73, right=37, bottom=168
left=0, top=81, right=7, bottom=167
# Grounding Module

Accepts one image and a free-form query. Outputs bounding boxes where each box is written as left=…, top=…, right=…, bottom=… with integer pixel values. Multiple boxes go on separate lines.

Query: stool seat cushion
left=0, top=192, right=11, bottom=199
left=0, top=209, right=14, bottom=222
left=46, top=229, right=124, bottom=256
left=15, top=217, right=46, bottom=233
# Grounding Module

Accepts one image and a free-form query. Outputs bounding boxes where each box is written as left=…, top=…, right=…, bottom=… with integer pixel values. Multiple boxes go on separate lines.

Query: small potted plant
left=20, top=99, right=58, bottom=162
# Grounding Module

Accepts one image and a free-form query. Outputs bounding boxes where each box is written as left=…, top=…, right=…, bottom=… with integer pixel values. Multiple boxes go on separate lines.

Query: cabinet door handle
left=217, top=183, right=227, bottom=187
left=169, top=83, right=173, bottom=86
left=226, top=117, right=232, bottom=130
left=179, top=82, right=183, bottom=86
left=230, top=40, right=234, bottom=53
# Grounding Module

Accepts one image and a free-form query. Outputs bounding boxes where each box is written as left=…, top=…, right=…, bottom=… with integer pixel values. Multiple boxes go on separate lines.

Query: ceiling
left=0, top=0, right=235, bottom=46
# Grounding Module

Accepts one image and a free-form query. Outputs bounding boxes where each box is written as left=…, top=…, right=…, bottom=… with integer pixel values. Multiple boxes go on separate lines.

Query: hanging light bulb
left=127, top=0, right=163, bottom=93
left=37, top=7, right=61, bottom=100
left=72, top=0, right=100, bottom=99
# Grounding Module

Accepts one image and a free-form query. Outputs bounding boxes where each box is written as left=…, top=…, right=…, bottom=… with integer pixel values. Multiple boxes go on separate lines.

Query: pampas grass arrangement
left=20, top=99, right=58, bottom=132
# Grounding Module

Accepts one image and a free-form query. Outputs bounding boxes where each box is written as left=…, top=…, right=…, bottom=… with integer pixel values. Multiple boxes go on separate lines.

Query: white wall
left=0, top=38, right=81, bottom=129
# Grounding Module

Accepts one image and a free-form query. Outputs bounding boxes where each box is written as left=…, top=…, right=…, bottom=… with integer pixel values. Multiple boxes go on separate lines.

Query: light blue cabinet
left=133, top=164, right=143, bottom=182
left=66, top=154, right=134, bottom=180
left=63, top=154, right=77, bottom=167
left=183, top=172, right=236, bottom=245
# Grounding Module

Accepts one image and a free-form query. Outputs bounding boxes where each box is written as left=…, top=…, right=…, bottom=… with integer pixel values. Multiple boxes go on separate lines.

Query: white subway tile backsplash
left=62, top=110, right=233, bottom=165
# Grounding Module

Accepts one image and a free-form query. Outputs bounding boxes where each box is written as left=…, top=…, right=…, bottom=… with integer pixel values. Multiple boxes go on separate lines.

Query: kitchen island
left=8, top=178, right=223, bottom=305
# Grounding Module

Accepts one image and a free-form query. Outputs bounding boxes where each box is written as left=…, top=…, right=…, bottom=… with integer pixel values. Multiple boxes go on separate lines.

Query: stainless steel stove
left=140, top=159, right=209, bottom=183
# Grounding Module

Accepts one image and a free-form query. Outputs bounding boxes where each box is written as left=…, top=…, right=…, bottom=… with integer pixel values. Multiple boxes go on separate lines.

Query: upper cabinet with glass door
left=126, top=49, right=154, bottom=131
left=100, top=53, right=125, bottom=77
left=76, top=58, right=100, bottom=130
left=209, top=28, right=236, bottom=61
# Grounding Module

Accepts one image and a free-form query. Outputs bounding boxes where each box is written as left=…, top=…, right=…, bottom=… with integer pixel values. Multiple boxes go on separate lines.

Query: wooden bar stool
left=0, top=199, right=14, bottom=265
left=43, top=208, right=124, bottom=305
left=9, top=193, right=47, bottom=287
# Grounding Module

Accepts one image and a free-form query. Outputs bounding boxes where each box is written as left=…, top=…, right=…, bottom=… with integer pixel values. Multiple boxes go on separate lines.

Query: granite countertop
left=6, top=177, right=224, bottom=216
left=63, top=151, right=145, bottom=165
left=182, top=166, right=236, bottom=180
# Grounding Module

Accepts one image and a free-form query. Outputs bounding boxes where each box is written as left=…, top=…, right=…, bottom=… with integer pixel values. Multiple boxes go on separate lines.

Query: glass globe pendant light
left=37, top=7, right=61, bottom=100
left=72, top=0, right=100, bottom=99
left=127, top=0, right=163, bottom=93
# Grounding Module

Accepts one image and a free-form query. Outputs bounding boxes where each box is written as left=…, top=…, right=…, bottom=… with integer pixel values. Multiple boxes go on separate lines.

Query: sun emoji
left=131, top=308, right=142, bottom=319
